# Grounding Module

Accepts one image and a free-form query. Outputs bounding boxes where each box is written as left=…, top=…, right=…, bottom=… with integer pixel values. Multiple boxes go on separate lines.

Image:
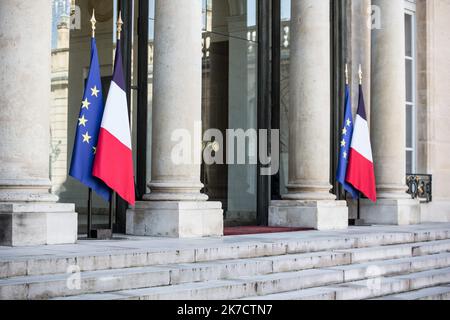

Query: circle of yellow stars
left=340, top=118, right=352, bottom=159
left=78, top=85, right=100, bottom=155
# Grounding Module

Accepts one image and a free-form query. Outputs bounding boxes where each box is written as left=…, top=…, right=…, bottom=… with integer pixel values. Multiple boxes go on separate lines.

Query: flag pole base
left=88, top=229, right=113, bottom=240
left=354, top=219, right=368, bottom=226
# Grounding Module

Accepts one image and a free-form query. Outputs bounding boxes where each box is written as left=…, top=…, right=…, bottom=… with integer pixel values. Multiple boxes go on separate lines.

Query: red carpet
left=224, top=226, right=312, bottom=236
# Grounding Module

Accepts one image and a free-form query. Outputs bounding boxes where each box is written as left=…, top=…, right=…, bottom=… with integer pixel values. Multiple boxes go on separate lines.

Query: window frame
left=405, top=0, right=418, bottom=174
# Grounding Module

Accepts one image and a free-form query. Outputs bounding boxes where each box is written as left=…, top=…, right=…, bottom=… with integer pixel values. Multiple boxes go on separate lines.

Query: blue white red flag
left=337, top=85, right=359, bottom=199
left=93, top=40, right=135, bottom=205
left=346, top=85, right=377, bottom=202
left=69, top=38, right=111, bottom=201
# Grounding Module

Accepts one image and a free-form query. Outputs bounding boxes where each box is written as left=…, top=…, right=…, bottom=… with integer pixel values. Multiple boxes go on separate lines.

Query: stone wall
left=418, top=0, right=450, bottom=222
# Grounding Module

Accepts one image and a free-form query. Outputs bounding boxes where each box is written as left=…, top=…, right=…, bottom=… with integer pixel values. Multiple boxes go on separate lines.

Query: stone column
left=361, top=0, right=420, bottom=225
left=269, top=0, right=348, bottom=231
left=0, top=0, right=77, bottom=246
left=127, top=0, right=223, bottom=238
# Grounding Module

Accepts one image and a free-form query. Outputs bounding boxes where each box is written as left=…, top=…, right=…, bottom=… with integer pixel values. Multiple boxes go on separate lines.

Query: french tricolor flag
left=346, top=85, right=377, bottom=202
left=93, top=41, right=135, bottom=205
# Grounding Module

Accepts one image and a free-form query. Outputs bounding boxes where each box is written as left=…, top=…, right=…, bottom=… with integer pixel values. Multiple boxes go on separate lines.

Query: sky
left=51, top=0, right=70, bottom=49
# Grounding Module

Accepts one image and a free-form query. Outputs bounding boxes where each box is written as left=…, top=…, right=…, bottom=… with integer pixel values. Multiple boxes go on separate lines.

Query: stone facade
left=416, top=0, right=450, bottom=222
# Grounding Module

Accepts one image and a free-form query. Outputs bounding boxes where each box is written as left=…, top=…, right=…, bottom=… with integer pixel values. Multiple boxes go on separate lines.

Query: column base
left=269, top=200, right=348, bottom=231
left=0, top=203, right=78, bottom=246
left=126, top=201, right=224, bottom=238
left=359, top=199, right=421, bottom=225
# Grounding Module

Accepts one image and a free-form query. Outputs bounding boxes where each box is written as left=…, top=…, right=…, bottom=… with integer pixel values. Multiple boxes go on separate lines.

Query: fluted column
left=128, top=0, right=223, bottom=238
left=371, top=0, right=409, bottom=199
left=361, top=0, right=420, bottom=225
left=284, top=0, right=335, bottom=201
left=0, top=0, right=57, bottom=203
left=0, top=0, right=77, bottom=246
left=144, top=0, right=207, bottom=202
left=270, top=0, right=348, bottom=231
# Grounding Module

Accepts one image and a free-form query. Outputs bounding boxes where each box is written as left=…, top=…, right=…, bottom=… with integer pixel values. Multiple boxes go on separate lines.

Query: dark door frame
left=114, top=0, right=147, bottom=233
left=331, top=0, right=348, bottom=200
left=136, top=0, right=149, bottom=201
left=257, top=0, right=272, bottom=226
left=271, top=0, right=282, bottom=204
left=112, top=0, right=133, bottom=233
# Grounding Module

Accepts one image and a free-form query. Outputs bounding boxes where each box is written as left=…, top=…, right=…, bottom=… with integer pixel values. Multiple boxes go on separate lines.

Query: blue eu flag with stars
left=336, top=85, right=359, bottom=199
left=69, top=38, right=111, bottom=202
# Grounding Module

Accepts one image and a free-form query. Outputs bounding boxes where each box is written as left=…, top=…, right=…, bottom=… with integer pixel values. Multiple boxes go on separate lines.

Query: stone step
left=392, top=267, right=450, bottom=291
left=373, top=285, right=450, bottom=300
left=0, top=251, right=350, bottom=300
left=331, top=267, right=450, bottom=300
left=0, top=265, right=171, bottom=300
left=325, top=252, right=450, bottom=282
left=56, top=269, right=345, bottom=300
left=2, top=241, right=450, bottom=300
left=334, top=239, right=450, bottom=264
left=168, top=251, right=352, bottom=285
left=240, top=287, right=338, bottom=300
left=54, top=263, right=450, bottom=301
left=411, top=239, right=450, bottom=256
left=2, top=228, right=449, bottom=280
left=240, top=277, right=409, bottom=301
left=242, top=267, right=450, bottom=301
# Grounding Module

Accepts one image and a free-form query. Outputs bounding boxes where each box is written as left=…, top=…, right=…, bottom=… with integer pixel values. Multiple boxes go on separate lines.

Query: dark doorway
left=201, top=0, right=260, bottom=227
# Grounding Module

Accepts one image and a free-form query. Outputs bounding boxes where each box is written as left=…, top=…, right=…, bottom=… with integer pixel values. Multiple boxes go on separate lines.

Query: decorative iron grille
left=406, top=174, right=432, bottom=203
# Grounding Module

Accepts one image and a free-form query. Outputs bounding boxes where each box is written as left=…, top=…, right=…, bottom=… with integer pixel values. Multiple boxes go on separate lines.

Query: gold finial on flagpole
left=358, top=64, right=363, bottom=85
left=345, top=63, right=349, bottom=85
left=90, top=9, right=96, bottom=38
left=117, top=11, right=123, bottom=41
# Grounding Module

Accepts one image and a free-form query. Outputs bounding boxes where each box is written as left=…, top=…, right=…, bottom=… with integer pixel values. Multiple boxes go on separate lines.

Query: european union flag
left=336, top=85, right=359, bottom=199
left=69, top=38, right=111, bottom=201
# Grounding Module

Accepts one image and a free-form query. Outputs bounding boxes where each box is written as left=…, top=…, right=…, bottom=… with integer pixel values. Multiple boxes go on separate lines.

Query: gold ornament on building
left=90, top=9, right=96, bottom=38
left=117, top=11, right=123, bottom=41
left=359, top=64, right=363, bottom=85
left=345, top=63, right=349, bottom=85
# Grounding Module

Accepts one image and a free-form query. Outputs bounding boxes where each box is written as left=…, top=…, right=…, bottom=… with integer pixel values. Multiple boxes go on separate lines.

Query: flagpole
left=85, top=10, right=97, bottom=239
left=343, top=63, right=349, bottom=202
left=117, top=10, right=123, bottom=41
left=105, top=11, right=124, bottom=233
left=357, top=64, right=363, bottom=223
left=345, top=63, right=349, bottom=86
left=91, top=9, right=96, bottom=38
left=88, top=188, right=93, bottom=237
left=109, top=192, right=115, bottom=231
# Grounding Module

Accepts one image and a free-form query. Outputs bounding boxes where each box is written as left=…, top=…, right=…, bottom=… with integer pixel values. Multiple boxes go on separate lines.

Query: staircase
left=1, top=224, right=450, bottom=300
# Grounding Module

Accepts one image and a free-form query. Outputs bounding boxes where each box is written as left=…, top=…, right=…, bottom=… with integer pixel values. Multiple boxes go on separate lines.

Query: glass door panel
left=202, top=0, right=258, bottom=227
left=279, top=0, right=291, bottom=197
